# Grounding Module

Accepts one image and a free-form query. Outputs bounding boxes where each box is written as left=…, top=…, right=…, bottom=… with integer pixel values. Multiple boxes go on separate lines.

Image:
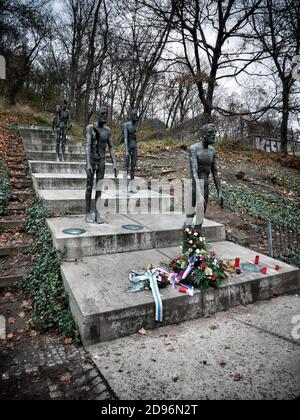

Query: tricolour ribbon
left=149, top=271, right=163, bottom=322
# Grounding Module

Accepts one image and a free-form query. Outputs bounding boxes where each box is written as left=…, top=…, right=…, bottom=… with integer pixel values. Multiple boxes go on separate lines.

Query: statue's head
left=96, top=106, right=108, bottom=124
left=202, top=124, right=217, bottom=144
left=131, top=109, right=139, bottom=123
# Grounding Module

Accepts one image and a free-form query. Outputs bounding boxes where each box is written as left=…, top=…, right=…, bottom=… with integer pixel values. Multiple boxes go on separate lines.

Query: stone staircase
left=20, top=127, right=300, bottom=348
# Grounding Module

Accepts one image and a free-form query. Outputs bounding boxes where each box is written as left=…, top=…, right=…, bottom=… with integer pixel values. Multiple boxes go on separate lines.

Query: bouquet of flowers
left=182, top=227, right=206, bottom=257
left=168, top=228, right=228, bottom=290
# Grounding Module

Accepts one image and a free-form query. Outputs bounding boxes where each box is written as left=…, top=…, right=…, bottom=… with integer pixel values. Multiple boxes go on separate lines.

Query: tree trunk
left=281, top=80, right=290, bottom=156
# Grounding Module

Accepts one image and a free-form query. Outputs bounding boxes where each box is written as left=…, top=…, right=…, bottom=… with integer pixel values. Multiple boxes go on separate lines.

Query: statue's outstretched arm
left=212, top=150, right=223, bottom=206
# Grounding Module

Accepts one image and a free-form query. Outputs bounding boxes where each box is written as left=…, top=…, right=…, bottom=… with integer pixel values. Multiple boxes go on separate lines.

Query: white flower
left=194, top=232, right=198, bottom=237
left=189, top=240, right=193, bottom=245
left=196, top=249, right=201, bottom=254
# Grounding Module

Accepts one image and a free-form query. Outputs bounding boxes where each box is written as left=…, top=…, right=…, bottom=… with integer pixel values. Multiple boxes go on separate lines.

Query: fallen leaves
left=59, top=373, right=73, bottom=383
left=64, top=338, right=73, bottom=346
left=21, top=300, right=33, bottom=311
left=209, top=325, right=219, bottom=331
left=138, top=328, right=147, bottom=336
left=4, top=292, right=14, bottom=300
left=233, top=373, right=243, bottom=382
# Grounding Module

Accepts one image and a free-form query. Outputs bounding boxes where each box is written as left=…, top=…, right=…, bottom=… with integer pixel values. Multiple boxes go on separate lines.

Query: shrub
left=18, top=197, right=77, bottom=339
left=0, top=160, right=12, bottom=215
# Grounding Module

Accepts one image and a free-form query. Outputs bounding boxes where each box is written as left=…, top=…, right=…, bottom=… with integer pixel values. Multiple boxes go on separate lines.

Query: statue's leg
left=195, top=179, right=206, bottom=231
left=56, top=131, right=60, bottom=161
left=204, top=182, right=209, bottom=215
left=59, top=131, right=64, bottom=162
left=95, top=161, right=106, bottom=224
left=61, top=129, right=67, bottom=162
left=124, top=152, right=129, bottom=175
left=185, top=179, right=196, bottom=228
left=131, top=146, right=137, bottom=181
left=85, top=165, right=95, bottom=224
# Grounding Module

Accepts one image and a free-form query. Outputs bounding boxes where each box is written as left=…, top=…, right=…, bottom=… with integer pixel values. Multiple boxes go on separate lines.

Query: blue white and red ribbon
left=148, top=271, right=163, bottom=323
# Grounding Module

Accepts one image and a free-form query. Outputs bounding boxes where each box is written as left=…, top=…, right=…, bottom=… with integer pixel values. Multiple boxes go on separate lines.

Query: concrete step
left=19, top=128, right=82, bottom=150
left=61, top=241, right=300, bottom=347
left=28, top=160, right=113, bottom=175
left=19, top=128, right=53, bottom=137
left=19, top=130, right=55, bottom=143
left=19, top=127, right=53, bottom=135
left=26, top=151, right=85, bottom=162
left=47, top=214, right=225, bottom=260
left=32, top=173, right=140, bottom=190
left=25, top=144, right=85, bottom=153
left=39, top=189, right=173, bottom=215
left=0, top=271, right=31, bottom=288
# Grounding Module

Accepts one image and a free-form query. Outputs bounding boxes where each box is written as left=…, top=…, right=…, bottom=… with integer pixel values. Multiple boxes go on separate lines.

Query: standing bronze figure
left=124, top=109, right=139, bottom=183
left=85, top=106, right=118, bottom=224
left=52, top=105, right=61, bottom=137
left=56, top=100, right=70, bottom=162
left=186, top=124, right=223, bottom=228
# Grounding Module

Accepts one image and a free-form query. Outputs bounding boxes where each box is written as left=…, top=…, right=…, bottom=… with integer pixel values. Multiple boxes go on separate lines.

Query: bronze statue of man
left=124, top=109, right=139, bottom=182
left=85, top=106, right=118, bottom=224
left=52, top=105, right=61, bottom=136
left=56, top=100, right=70, bottom=162
left=186, top=123, right=223, bottom=228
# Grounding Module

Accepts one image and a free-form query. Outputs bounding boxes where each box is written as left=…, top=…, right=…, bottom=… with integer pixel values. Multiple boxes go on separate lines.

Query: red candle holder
left=235, top=258, right=240, bottom=268
left=255, top=256, right=260, bottom=265
left=261, top=267, right=267, bottom=275
left=275, top=265, right=280, bottom=271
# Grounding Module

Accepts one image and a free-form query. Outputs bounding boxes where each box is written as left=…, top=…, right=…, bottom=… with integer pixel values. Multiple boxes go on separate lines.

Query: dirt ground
left=136, top=145, right=299, bottom=256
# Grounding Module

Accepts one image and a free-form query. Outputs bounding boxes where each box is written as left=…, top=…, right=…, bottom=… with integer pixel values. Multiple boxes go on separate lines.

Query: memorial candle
left=235, top=258, right=240, bottom=268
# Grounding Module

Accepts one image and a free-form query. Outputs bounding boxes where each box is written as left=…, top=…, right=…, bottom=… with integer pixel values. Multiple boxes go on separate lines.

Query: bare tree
left=141, top=0, right=264, bottom=121
left=110, top=0, right=175, bottom=119
left=0, top=0, right=53, bottom=104
left=250, top=0, right=300, bottom=154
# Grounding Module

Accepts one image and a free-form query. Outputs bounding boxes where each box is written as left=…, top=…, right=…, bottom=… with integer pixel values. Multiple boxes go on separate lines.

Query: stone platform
left=47, top=214, right=225, bottom=260
left=61, top=242, right=300, bottom=347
